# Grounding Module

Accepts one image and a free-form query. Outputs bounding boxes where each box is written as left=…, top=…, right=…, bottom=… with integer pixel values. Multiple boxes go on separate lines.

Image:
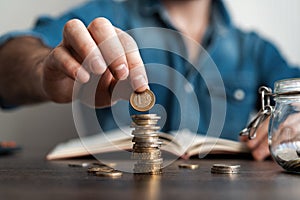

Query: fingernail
left=131, top=75, right=148, bottom=90
left=115, top=64, right=129, bottom=80
left=77, top=69, right=90, bottom=83
left=91, top=56, right=106, bottom=74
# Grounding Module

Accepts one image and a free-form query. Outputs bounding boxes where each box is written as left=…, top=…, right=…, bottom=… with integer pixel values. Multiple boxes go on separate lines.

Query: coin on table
left=130, top=89, right=156, bottom=112
left=96, top=171, right=123, bottom=178
left=178, top=163, right=199, bottom=170
left=68, top=162, right=91, bottom=168
left=87, top=166, right=114, bottom=173
left=211, top=164, right=240, bottom=174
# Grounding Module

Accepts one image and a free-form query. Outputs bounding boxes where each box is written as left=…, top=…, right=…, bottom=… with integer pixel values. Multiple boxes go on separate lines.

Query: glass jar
left=270, top=79, right=300, bottom=173
left=240, top=78, right=300, bottom=173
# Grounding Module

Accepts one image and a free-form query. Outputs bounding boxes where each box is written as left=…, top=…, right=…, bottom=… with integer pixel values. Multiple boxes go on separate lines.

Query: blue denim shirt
left=1, top=0, right=299, bottom=140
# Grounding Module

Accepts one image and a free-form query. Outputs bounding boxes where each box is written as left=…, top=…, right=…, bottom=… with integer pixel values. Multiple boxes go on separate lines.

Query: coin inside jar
left=130, top=89, right=156, bottom=112
left=297, top=149, right=300, bottom=157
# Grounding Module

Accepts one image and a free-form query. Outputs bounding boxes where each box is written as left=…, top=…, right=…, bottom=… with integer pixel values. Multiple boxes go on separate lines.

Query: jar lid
left=274, top=78, right=300, bottom=96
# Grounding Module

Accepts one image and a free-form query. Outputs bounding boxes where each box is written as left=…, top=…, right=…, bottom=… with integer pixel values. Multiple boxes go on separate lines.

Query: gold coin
left=96, top=171, right=123, bottom=178
left=87, top=166, right=114, bottom=173
left=178, top=163, right=199, bottom=170
left=130, top=89, right=156, bottom=112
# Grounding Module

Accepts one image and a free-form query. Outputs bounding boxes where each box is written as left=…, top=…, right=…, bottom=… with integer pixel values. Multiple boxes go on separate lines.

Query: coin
left=131, top=120, right=159, bottom=125
left=131, top=114, right=158, bottom=118
left=131, top=152, right=161, bottom=160
left=68, top=162, right=91, bottom=168
left=211, top=164, right=240, bottom=174
left=130, top=89, right=156, bottom=112
left=87, top=166, right=114, bottom=173
left=212, top=164, right=240, bottom=169
left=211, top=168, right=239, bottom=174
left=178, top=163, right=199, bottom=170
left=96, top=171, right=123, bottom=178
left=276, top=148, right=298, bottom=162
left=132, top=136, right=160, bottom=143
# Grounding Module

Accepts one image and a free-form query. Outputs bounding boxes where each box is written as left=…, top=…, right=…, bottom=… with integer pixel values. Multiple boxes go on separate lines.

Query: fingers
left=88, top=18, right=148, bottom=91
left=46, top=45, right=90, bottom=83
left=241, top=117, right=270, bottom=161
left=88, top=18, right=128, bottom=80
left=64, top=18, right=148, bottom=91
left=115, top=28, right=149, bottom=92
left=251, top=134, right=270, bottom=161
left=246, top=117, right=270, bottom=149
left=63, top=19, right=106, bottom=75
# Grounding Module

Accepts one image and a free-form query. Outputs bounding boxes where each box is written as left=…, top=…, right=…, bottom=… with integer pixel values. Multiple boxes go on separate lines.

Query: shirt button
left=234, top=89, right=245, bottom=101
left=184, top=83, right=194, bottom=94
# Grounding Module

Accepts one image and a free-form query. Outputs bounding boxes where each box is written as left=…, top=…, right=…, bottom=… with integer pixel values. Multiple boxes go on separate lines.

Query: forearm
left=0, top=36, right=50, bottom=105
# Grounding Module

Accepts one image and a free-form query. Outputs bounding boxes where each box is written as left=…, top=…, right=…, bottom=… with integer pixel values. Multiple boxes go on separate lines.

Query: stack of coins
left=211, top=164, right=240, bottom=174
left=131, top=114, right=163, bottom=174
left=276, top=148, right=300, bottom=172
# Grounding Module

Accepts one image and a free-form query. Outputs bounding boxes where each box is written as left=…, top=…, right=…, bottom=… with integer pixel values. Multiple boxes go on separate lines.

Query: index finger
left=63, top=19, right=106, bottom=75
left=246, top=117, right=270, bottom=149
left=115, top=28, right=149, bottom=92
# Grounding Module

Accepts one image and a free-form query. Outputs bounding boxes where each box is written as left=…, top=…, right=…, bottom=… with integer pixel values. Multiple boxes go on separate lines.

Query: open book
left=46, top=128, right=250, bottom=160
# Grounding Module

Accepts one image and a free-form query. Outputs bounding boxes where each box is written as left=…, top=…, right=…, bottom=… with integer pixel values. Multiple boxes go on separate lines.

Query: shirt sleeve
left=0, top=0, right=118, bottom=48
left=0, top=0, right=123, bottom=109
left=253, top=34, right=300, bottom=88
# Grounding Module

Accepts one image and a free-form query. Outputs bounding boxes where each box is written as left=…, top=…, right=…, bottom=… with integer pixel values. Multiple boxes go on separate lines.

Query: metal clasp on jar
left=239, top=86, right=274, bottom=140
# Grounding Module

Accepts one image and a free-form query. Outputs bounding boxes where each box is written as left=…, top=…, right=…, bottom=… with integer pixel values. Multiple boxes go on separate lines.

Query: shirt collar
left=211, top=0, right=232, bottom=35
left=138, top=0, right=162, bottom=16
left=138, top=0, right=232, bottom=27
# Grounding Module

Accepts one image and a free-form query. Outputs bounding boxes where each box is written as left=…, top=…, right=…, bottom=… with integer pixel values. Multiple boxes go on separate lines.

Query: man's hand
left=42, top=18, right=148, bottom=107
left=240, top=118, right=271, bottom=161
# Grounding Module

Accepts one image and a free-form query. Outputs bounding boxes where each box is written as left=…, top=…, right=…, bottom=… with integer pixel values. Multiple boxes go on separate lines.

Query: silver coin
left=132, top=120, right=159, bottom=125
left=131, top=125, right=161, bottom=130
left=212, top=164, right=240, bottom=169
left=131, top=131, right=159, bottom=136
left=211, top=164, right=240, bottom=174
left=276, top=149, right=298, bottom=162
left=280, top=160, right=300, bottom=172
left=131, top=114, right=160, bottom=120
left=132, top=152, right=161, bottom=160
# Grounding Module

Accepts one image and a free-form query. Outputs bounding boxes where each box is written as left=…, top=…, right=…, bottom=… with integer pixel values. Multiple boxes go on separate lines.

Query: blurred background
left=0, top=0, right=299, bottom=154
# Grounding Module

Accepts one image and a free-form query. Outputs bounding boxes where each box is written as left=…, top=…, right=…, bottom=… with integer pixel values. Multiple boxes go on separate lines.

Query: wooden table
left=1, top=150, right=300, bottom=200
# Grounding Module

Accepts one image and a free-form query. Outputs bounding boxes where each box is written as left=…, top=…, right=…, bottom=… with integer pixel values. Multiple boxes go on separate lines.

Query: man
left=0, top=0, right=299, bottom=160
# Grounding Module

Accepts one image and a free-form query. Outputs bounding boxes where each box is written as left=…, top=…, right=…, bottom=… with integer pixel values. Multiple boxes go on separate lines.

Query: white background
left=0, top=0, right=299, bottom=152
